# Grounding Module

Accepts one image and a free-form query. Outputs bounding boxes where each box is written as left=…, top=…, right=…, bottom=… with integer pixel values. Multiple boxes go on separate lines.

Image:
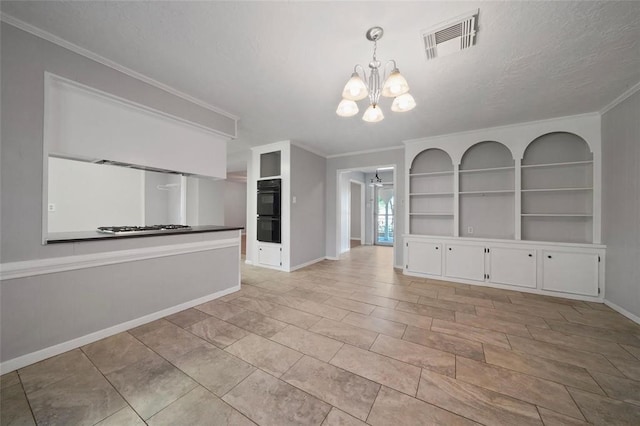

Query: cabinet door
left=489, top=247, right=536, bottom=288
left=542, top=251, right=599, bottom=296
left=407, top=241, right=442, bottom=276
left=258, top=245, right=281, bottom=267
left=445, top=244, right=485, bottom=281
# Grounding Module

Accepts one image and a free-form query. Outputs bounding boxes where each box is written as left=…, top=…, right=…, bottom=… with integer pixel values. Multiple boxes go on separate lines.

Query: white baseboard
left=0, top=284, right=240, bottom=374
left=288, top=257, right=325, bottom=272
left=244, top=260, right=254, bottom=265
left=604, top=299, right=640, bottom=325
left=325, top=256, right=339, bottom=261
left=350, top=237, right=361, bottom=241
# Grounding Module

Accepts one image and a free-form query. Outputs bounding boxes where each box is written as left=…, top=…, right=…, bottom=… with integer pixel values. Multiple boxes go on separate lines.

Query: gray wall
left=0, top=23, right=234, bottom=262
left=326, top=149, right=405, bottom=266
left=602, top=89, right=640, bottom=318
left=290, top=145, right=326, bottom=267
left=350, top=182, right=361, bottom=239
left=224, top=181, right=247, bottom=230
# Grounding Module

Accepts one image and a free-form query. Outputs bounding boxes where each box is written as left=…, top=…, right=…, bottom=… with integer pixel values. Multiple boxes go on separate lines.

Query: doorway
left=375, top=184, right=394, bottom=246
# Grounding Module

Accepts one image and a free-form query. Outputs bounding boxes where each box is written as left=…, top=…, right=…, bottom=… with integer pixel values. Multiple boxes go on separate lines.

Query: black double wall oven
left=257, top=178, right=281, bottom=243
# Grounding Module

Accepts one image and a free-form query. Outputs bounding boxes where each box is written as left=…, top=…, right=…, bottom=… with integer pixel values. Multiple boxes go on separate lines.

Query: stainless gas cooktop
left=96, top=225, right=192, bottom=235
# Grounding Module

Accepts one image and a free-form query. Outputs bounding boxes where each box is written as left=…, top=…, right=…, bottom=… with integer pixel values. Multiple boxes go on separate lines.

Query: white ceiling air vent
left=422, top=10, right=478, bottom=60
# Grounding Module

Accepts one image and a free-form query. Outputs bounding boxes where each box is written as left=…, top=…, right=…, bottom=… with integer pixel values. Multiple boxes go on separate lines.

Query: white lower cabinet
left=542, top=250, right=599, bottom=296
left=257, top=244, right=282, bottom=267
left=488, top=247, right=536, bottom=288
left=404, top=235, right=604, bottom=300
left=445, top=244, right=485, bottom=281
left=406, top=241, right=442, bottom=275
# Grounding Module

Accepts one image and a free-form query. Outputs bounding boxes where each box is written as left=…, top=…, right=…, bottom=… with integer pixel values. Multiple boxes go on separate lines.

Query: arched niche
left=410, top=148, right=453, bottom=174
left=460, top=141, right=514, bottom=170
left=522, top=132, right=592, bottom=165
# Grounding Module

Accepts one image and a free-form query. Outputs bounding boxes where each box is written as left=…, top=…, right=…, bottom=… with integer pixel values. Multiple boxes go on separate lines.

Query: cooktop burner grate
left=97, top=225, right=192, bottom=234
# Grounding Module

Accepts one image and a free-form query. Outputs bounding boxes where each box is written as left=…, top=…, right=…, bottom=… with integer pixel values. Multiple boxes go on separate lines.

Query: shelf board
left=521, top=160, right=593, bottom=169
left=521, top=187, right=593, bottom=193
left=459, top=190, right=515, bottom=195
left=409, top=171, right=454, bottom=177
left=409, top=192, right=454, bottom=197
left=459, top=166, right=515, bottom=174
left=522, top=214, right=593, bottom=217
left=409, top=213, right=454, bottom=217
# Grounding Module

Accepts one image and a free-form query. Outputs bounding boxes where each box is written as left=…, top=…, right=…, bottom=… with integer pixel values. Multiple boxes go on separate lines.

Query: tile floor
left=2, top=246, right=640, bottom=425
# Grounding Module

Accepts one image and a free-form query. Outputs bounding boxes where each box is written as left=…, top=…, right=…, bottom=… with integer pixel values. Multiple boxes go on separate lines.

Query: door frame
left=374, top=182, right=395, bottom=246
left=349, top=179, right=365, bottom=246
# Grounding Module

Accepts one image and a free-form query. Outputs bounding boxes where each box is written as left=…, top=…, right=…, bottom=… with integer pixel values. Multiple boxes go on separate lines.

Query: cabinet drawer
left=542, top=251, right=599, bottom=296
left=445, top=244, right=485, bottom=281
left=489, top=247, right=536, bottom=288
left=406, top=241, right=442, bottom=276
left=258, top=244, right=281, bottom=267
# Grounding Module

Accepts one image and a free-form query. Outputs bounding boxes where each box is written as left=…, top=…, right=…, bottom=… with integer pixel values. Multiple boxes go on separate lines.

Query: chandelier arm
left=353, top=64, right=369, bottom=91
left=382, top=60, right=398, bottom=82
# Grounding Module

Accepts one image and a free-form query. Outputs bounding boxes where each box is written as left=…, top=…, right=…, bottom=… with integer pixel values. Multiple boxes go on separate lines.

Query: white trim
left=600, top=80, right=640, bottom=115
left=0, top=238, right=239, bottom=281
left=325, top=256, right=340, bottom=261
left=604, top=299, right=640, bottom=325
left=403, top=112, right=601, bottom=145
left=0, top=284, right=240, bottom=374
left=0, top=13, right=239, bottom=123
left=244, top=259, right=254, bottom=265
left=326, top=145, right=404, bottom=159
left=288, top=256, right=326, bottom=272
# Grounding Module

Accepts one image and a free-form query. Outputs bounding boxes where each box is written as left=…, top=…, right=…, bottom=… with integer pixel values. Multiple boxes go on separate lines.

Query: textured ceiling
left=2, top=1, right=640, bottom=169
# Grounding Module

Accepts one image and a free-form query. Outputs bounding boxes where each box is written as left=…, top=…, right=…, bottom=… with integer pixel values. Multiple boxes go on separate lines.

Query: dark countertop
left=47, top=225, right=244, bottom=244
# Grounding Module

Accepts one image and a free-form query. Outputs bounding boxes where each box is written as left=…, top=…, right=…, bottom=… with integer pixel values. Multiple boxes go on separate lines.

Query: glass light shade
left=336, top=99, right=359, bottom=117
left=362, top=104, right=384, bottom=123
left=341, top=73, right=368, bottom=101
left=381, top=69, right=410, bottom=98
left=391, top=93, right=416, bottom=112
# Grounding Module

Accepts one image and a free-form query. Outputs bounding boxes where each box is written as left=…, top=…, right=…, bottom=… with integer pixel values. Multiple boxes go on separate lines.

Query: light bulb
left=362, top=104, right=384, bottom=123
left=341, top=73, right=368, bottom=101
left=382, top=69, right=409, bottom=98
left=391, top=93, right=416, bottom=112
left=336, top=99, right=359, bottom=117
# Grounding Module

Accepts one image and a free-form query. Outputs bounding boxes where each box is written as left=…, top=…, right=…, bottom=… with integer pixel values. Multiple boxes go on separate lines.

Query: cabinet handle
left=528, top=254, right=532, bottom=257
left=448, top=248, right=452, bottom=251
left=435, top=247, right=439, bottom=250
left=547, top=255, right=552, bottom=259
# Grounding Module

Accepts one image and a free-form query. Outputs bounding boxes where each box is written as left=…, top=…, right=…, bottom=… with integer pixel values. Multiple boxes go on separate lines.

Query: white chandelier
left=336, top=27, right=416, bottom=123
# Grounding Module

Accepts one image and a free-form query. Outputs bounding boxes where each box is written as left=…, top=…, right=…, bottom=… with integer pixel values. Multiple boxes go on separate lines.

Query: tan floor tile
left=417, top=369, right=542, bottom=425
left=367, top=288, right=420, bottom=303
left=135, top=323, right=210, bottom=362
left=129, top=319, right=173, bottom=338
left=287, top=288, right=332, bottom=303
left=475, top=306, right=550, bottom=328
left=1, top=383, right=35, bottom=426
left=370, top=306, right=432, bottom=330
left=402, top=286, right=440, bottom=299
left=173, top=346, right=255, bottom=396
left=345, top=292, right=398, bottom=308
left=0, top=371, right=20, bottom=390
left=508, top=296, right=583, bottom=314
left=527, top=325, right=637, bottom=360
left=324, top=297, right=376, bottom=315
left=225, top=333, right=302, bottom=377
left=370, top=334, right=455, bottom=377
left=309, top=318, right=378, bottom=349
left=82, top=332, right=155, bottom=374
left=296, top=298, right=351, bottom=321
left=591, top=370, right=640, bottom=406
left=321, top=407, right=367, bottom=426
left=568, top=387, right=640, bottom=425
left=252, top=280, right=299, bottom=293
left=547, top=319, right=640, bottom=346
left=106, top=354, right=196, bottom=419
left=561, top=310, right=640, bottom=332
left=396, top=301, right=456, bottom=321
left=456, top=357, right=584, bottom=420
left=431, top=319, right=511, bottom=348
left=223, top=369, right=331, bottom=426
left=229, top=296, right=278, bottom=314
left=226, top=310, right=288, bottom=338
left=484, top=344, right=604, bottom=394
left=341, top=312, right=406, bottom=338
left=537, top=407, right=589, bottom=426
left=186, top=316, right=249, bottom=348
left=264, top=305, right=322, bottom=329
left=507, top=335, right=624, bottom=377
left=438, top=292, right=495, bottom=308
left=18, top=349, right=95, bottom=394
left=281, top=355, right=380, bottom=421
left=271, top=325, right=343, bottom=362
left=453, top=288, right=512, bottom=303
left=622, top=344, right=640, bottom=360
left=195, top=299, right=246, bottom=320
left=367, top=386, right=478, bottom=426
left=165, top=308, right=210, bottom=328
left=455, top=312, right=531, bottom=337
left=148, top=386, right=254, bottom=426
left=491, top=301, right=566, bottom=320
left=95, top=407, right=146, bottom=425
left=606, top=355, right=640, bottom=381
left=330, top=344, right=421, bottom=396
left=403, top=326, right=485, bottom=361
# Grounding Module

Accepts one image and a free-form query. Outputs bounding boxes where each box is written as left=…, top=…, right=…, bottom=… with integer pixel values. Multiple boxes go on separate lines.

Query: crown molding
left=600, top=80, right=640, bottom=115
left=289, top=141, right=327, bottom=158
left=0, top=12, right=239, bottom=122
left=326, top=145, right=403, bottom=159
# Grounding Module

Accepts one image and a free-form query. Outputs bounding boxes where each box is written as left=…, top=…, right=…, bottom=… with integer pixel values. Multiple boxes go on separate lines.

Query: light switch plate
left=48, top=203, right=56, bottom=212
